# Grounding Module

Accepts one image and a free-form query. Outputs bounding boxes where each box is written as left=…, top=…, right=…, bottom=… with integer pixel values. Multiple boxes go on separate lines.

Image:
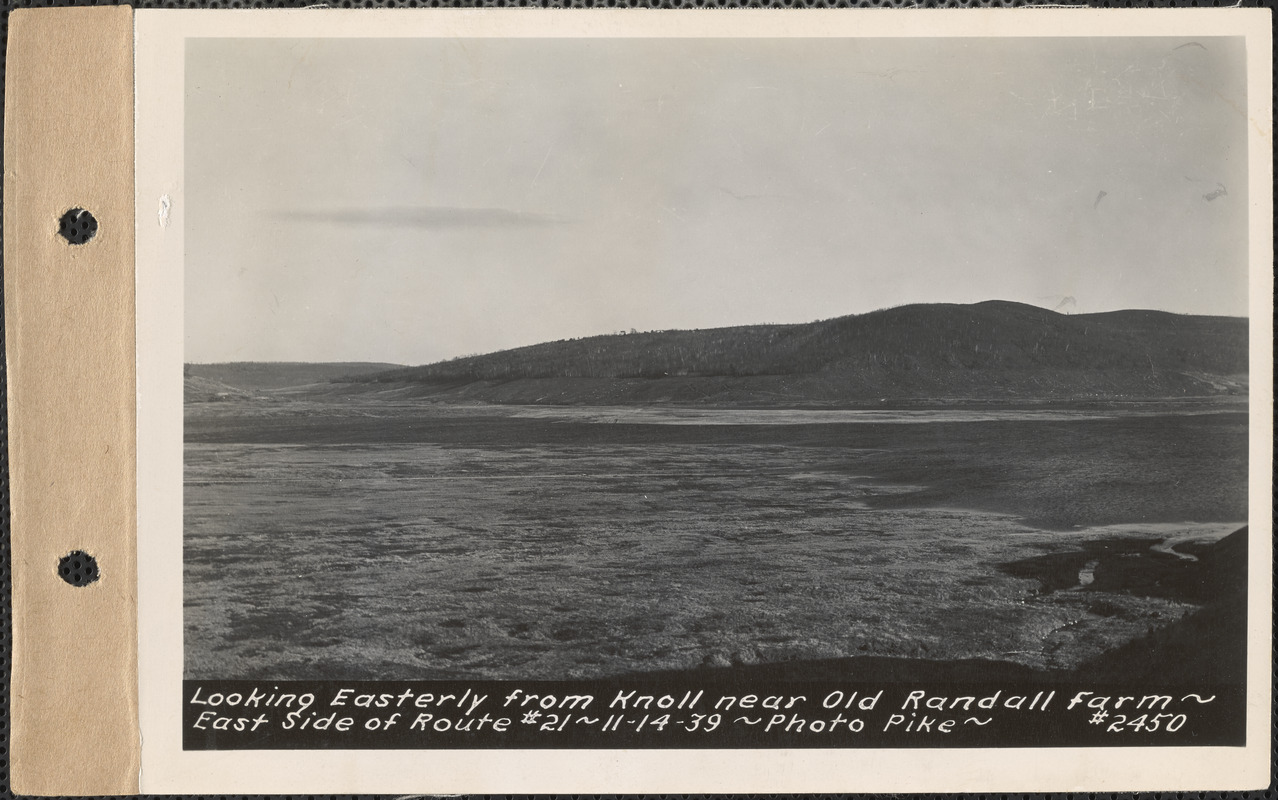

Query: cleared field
left=184, top=403, right=1247, bottom=681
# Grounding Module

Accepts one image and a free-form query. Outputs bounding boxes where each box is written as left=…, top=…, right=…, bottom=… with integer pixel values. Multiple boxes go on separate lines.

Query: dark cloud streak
left=273, top=206, right=569, bottom=228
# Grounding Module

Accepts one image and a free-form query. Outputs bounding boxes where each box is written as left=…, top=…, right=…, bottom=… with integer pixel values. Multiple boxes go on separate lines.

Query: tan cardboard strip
left=4, top=6, right=140, bottom=795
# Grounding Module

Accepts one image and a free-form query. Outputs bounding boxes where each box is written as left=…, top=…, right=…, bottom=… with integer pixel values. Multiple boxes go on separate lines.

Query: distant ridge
left=323, top=301, right=1245, bottom=405
left=185, top=361, right=403, bottom=398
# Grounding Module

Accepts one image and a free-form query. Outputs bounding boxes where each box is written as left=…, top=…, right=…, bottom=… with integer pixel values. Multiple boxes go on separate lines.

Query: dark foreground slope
left=628, top=527, right=1248, bottom=685
left=340, top=301, right=1247, bottom=405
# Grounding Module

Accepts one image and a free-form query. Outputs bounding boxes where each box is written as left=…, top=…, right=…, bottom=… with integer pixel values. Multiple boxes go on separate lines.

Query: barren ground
left=184, top=401, right=1247, bottom=681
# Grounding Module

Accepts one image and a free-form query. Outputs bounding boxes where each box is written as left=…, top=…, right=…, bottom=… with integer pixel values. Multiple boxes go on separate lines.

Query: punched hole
left=57, top=551, right=99, bottom=587
left=58, top=208, right=98, bottom=245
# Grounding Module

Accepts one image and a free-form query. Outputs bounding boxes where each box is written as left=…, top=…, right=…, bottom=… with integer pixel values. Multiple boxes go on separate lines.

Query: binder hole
left=57, top=551, right=99, bottom=587
left=58, top=208, right=98, bottom=245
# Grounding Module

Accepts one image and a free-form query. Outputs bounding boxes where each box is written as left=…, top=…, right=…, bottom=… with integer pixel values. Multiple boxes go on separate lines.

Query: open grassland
left=184, top=402, right=1247, bottom=681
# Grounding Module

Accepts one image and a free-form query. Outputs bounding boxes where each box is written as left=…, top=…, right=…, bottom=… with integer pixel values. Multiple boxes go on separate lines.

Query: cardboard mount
left=4, top=6, right=140, bottom=795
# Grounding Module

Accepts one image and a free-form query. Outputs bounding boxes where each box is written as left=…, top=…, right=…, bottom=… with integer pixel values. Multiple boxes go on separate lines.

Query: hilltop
left=329, top=301, right=1246, bottom=405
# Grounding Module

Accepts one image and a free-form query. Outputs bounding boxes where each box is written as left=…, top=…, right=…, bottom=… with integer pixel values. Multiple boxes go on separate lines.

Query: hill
left=335, top=301, right=1247, bottom=405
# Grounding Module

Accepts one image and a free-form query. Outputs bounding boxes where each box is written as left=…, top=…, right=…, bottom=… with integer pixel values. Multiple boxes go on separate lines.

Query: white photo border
left=135, top=8, right=1274, bottom=793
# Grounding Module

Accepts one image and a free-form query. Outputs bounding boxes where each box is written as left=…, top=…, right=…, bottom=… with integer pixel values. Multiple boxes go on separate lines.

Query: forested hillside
left=335, top=301, right=1246, bottom=404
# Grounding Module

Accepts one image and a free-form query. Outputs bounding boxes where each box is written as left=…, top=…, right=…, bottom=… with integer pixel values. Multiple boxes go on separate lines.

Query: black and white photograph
left=183, top=31, right=1249, bottom=679
left=129, top=8, right=1272, bottom=791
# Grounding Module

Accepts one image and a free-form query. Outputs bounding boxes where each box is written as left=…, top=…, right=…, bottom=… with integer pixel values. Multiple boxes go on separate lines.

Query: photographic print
left=131, top=8, right=1271, bottom=792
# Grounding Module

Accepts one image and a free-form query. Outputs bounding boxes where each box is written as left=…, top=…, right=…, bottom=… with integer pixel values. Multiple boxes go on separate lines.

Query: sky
left=185, top=35, right=1250, bottom=365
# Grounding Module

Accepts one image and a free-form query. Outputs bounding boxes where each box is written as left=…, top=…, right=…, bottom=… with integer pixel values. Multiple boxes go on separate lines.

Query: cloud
left=272, top=206, right=569, bottom=228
